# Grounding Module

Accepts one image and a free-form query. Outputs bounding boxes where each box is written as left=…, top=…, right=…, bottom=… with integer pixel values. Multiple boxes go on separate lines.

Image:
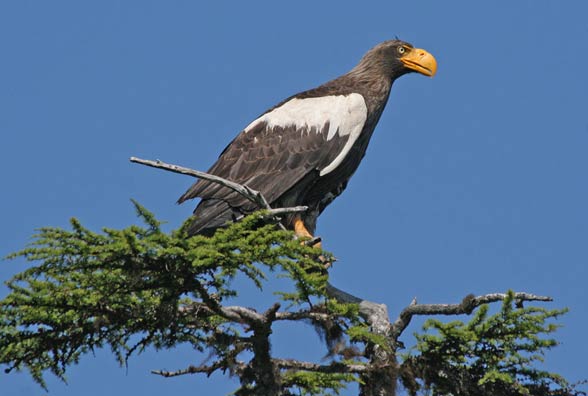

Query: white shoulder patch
left=243, top=94, right=368, bottom=176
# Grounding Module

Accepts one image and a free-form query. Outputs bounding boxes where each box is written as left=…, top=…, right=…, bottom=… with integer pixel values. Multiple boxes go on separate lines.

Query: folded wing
left=179, top=93, right=368, bottom=235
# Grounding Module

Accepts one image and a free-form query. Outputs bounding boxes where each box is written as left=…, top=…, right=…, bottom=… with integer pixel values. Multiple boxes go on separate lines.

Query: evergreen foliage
left=1, top=202, right=584, bottom=395
left=400, top=292, right=580, bottom=395
left=0, top=202, right=357, bottom=394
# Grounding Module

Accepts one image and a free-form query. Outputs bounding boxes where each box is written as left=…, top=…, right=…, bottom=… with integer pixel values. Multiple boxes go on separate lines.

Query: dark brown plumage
left=179, top=40, right=437, bottom=238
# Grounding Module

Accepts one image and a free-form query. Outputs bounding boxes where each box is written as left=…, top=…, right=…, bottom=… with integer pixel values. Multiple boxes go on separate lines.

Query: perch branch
left=130, top=156, right=270, bottom=208
left=261, top=207, right=309, bottom=217
left=390, top=292, right=553, bottom=340
left=130, top=156, right=307, bottom=231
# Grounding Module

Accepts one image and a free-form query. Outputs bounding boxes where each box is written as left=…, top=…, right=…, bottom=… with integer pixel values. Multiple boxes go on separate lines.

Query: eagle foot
left=305, top=236, right=322, bottom=248
left=318, top=254, right=335, bottom=270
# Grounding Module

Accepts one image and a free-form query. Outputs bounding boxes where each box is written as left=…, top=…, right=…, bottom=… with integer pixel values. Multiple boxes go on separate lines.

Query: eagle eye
left=397, top=46, right=406, bottom=55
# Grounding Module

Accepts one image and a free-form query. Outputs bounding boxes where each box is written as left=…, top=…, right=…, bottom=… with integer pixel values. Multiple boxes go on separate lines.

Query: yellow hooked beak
left=400, top=48, right=437, bottom=77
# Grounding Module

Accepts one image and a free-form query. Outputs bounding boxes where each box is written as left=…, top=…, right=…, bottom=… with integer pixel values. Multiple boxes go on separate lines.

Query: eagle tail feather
left=186, top=198, right=243, bottom=236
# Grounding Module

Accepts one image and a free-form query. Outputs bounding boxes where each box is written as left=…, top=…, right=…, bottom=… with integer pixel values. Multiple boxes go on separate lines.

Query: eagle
left=179, top=39, right=437, bottom=243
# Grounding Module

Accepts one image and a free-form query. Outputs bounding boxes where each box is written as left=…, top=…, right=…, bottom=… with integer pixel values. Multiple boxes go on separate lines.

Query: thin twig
left=152, top=361, right=246, bottom=377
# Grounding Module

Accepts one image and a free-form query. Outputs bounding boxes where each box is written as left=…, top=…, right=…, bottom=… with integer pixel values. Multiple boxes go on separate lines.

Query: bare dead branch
left=152, top=361, right=246, bottom=378
left=476, top=292, right=552, bottom=304
left=264, top=302, right=282, bottom=321
left=390, top=292, right=553, bottom=340
left=274, top=358, right=368, bottom=374
left=130, top=156, right=271, bottom=209
left=274, top=310, right=330, bottom=322
left=130, top=156, right=307, bottom=231
left=151, top=364, right=218, bottom=377
left=179, top=300, right=265, bottom=325
left=225, top=305, right=265, bottom=324
left=263, top=206, right=309, bottom=217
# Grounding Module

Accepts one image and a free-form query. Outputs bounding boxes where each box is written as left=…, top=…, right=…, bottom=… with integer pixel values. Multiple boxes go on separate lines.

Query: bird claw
left=318, top=254, right=337, bottom=270
left=305, top=236, right=322, bottom=247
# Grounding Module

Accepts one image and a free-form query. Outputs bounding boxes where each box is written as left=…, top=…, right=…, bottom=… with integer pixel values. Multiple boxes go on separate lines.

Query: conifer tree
left=1, top=160, right=584, bottom=396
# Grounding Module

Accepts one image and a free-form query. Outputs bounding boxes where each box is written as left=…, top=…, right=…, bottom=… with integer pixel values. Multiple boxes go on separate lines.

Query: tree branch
left=130, top=156, right=271, bottom=208
left=179, top=300, right=265, bottom=325
left=260, top=207, right=309, bottom=218
left=389, top=292, right=553, bottom=341
left=152, top=360, right=246, bottom=378
left=274, top=358, right=368, bottom=374
left=130, top=156, right=307, bottom=231
left=225, top=305, right=265, bottom=324
left=274, top=310, right=330, bottom=322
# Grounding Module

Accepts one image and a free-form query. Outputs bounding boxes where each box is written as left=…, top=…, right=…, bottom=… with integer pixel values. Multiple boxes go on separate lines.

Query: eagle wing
left=179, top=93, right=368, bottom=234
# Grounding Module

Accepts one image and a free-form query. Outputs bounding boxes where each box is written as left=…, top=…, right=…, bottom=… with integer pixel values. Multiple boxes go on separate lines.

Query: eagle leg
left=293, top=217, right=322, bottom=249
left=293, top=216, right=335, bottom=269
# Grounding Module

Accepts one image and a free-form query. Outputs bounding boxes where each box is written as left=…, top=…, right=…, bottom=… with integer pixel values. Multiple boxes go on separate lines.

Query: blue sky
left=2, top=1, right=587, bottom=395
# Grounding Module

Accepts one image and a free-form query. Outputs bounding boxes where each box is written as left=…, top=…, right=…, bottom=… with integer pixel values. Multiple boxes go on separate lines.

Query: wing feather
left=178, top=94, right=368, bottom=234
